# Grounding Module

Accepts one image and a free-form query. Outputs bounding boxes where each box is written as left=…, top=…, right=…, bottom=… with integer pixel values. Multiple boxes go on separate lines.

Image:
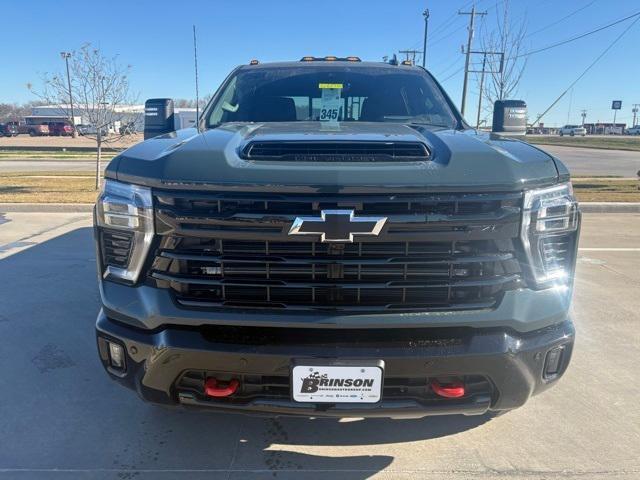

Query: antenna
left=193, top=25, right=200, bottom=132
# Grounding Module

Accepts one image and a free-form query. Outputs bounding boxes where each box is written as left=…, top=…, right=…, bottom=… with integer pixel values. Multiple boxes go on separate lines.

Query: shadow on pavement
left=0, top=226, right=494, bottom=479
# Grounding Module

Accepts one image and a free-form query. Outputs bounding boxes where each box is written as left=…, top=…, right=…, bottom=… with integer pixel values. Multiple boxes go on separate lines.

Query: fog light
left=544, top=346, right=564, bottom=379
left=108, top=341, right=125, bottom=370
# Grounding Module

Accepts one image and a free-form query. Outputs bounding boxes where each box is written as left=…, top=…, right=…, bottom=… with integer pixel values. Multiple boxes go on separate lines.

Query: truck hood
left=109, top=122, right=560, bottom=193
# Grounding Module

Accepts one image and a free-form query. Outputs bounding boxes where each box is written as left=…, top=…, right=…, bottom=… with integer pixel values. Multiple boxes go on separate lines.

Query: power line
left=407, top=0, right=483, bottom=52
left=426, top=0, right=477, bottom=39
left=524, top=0, right=597, bottom=39
left=399, top=49, right=422, bottom=64
left=427, top=0, right=499, bottom=49
left=441, top=65, right=465, bottom=83
left=532, top=14, right=640, bottom=126
left=434, top=54, right=464, bottom=77
left=517, top=10, right=640, bottom=59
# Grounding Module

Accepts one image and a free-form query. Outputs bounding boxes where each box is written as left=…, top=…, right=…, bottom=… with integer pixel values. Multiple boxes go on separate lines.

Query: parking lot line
left=579, top=248, right=640, bottom=251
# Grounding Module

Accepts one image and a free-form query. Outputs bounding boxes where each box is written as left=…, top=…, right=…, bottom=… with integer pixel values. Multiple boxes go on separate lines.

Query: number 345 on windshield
left=320, top=108, right=339, bottom=121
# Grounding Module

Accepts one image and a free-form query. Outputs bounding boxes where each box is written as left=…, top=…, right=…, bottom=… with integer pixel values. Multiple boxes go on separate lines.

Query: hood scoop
left=241, top=140, right=431, bottom=162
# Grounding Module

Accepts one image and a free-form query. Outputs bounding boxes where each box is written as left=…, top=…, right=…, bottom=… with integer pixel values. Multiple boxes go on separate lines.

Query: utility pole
left=581, top=109, right=587, bottom=126
left=632, top=104, right=639, bottom=127
left=468, top=51, right=502, bottom=130
left=459, top=5, right=487, bottom=116
left=60, top=51, right=76, bottom=137
left=476, top=53, right=487, bottom=129
left=422, top=8, right=430, bottom=68
left=399, top=49, right=422, bottom=65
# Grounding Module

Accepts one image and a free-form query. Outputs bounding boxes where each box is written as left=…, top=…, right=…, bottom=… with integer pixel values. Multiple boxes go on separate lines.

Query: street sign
left=612, top=100, right=622, bottom=110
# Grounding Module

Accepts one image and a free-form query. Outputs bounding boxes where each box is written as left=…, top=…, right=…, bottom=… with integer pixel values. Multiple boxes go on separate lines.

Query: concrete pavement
left=0, top=160, right=106, bottom=173
left=1, top=144, right=639, bottom=177
left=0, top=211, right=638, bottom=479
left=539, top=145, right=640, bottom=177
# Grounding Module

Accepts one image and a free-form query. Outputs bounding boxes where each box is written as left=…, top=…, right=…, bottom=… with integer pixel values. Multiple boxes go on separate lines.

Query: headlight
left=95, top=179, right=154, bottom=283
left=521, top=182, right=580, bottom=288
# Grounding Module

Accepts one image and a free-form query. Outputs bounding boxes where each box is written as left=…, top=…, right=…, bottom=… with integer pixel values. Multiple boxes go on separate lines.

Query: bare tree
left=174, top=94, right=212, bottom=109
left=0, top=101, right=47, bottom=122
left=33, top=44, right=137, bottom=189
left=479, top=1, right=528, bottom=111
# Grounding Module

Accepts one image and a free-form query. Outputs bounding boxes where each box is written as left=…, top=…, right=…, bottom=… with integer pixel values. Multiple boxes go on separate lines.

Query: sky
left=1, top=0, right=639, bottom=127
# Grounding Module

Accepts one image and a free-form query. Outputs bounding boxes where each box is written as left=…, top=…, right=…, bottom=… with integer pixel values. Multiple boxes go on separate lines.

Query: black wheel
left=559, top=131, right=564, bottom=136
left=29, top=130, right=36, bottom=137
left=570, top=131, right=575, bottom=136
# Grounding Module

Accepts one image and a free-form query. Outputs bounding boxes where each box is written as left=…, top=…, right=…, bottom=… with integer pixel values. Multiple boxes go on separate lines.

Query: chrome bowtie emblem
left=288, top=210, right=387, bottom=243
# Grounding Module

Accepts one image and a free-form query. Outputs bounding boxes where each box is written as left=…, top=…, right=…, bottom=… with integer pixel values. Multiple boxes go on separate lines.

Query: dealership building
left=29, top=104, right=197, bottom=132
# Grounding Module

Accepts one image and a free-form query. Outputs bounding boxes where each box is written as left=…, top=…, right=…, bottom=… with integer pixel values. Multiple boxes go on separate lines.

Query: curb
left=1, top=202, right=639, bottom=214
left=0, top=145, right=123, bottom=153
left=580, top=202, right=640, bottom=213
left=526, top=142, right=640, bottom=153
left=0, top=203, right=94, bottom=213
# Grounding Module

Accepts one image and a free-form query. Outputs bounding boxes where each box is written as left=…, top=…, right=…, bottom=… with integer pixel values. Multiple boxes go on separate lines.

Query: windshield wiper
left=407, top=122, right=452, bottom=129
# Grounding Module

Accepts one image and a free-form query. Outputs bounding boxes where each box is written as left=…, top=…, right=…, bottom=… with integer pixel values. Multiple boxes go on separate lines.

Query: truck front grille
left=149, top=190, right=523, bottom=312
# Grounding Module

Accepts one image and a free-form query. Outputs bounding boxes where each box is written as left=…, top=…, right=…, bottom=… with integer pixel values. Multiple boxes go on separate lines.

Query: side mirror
left=492, top=100, right=527, bottom=136
left=144, top=98, right=175, bottom=140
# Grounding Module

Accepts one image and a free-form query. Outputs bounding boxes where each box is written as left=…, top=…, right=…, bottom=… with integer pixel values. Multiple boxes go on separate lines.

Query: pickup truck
left=18, top=123, right=49, bottom=136
left=94, top=57, right=580, bottom=417
left=48, top=122, right=74, bottom=136
left=0, top=122, right=19, bottom=137
left=559, top=125, right=586, bottom=137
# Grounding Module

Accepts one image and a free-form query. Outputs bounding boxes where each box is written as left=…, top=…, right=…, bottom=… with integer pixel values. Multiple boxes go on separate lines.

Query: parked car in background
left=559, top=125, right=586, bottom=136
left=76, top=124, right=108, bottom=136
left=0, top=122, right=19, bottom=137
left=76, top=124, right=90, bottom=136
left=119, top=122, right=137, bottom=135
left=48, top=122, right=74, bottom=136
left=626, top=125, right=640, bottom=135
left=17, top=123, right=49, bottom=136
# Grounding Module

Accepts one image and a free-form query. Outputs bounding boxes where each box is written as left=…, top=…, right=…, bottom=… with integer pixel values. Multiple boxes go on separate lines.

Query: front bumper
left=96, top=311, right=574, bottom=418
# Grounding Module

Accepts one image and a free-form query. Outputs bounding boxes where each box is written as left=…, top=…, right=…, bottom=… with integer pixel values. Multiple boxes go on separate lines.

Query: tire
left=570, top=131, right=575, bottom=136
left=29, top=130, right=36, bottom=137
left=559, top=131, right=564, bottom=136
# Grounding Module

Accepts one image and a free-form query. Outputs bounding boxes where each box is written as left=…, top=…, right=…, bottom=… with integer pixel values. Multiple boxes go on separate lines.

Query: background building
left=583, top=123, right=626, bottom=135
left=29, top=104, right=197, bottom=132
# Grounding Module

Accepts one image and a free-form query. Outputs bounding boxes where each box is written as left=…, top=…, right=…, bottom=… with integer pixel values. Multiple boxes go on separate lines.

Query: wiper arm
left=407, top=122, right=451, bottom=129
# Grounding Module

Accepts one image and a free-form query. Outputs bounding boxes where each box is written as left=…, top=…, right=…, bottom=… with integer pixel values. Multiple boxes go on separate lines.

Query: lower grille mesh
left=150, top=239, right=521, bottom=311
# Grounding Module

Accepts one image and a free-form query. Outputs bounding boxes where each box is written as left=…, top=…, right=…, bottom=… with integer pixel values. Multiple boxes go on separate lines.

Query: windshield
left=205, top=65, right=458, bottom=129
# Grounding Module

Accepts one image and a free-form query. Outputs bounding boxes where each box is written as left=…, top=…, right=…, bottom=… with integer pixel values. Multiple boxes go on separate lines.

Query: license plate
left=292, top=364, right=383, bottom=403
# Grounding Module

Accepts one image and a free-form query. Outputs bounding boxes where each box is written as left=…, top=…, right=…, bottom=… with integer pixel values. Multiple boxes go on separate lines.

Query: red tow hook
left=204, top=377, right=240, bottom=398
left=431, top=379, right=465, bottom=398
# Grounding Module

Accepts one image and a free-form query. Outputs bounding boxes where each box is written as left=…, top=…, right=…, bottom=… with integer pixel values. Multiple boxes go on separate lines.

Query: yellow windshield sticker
left=318, top=83, right=343, bottom=89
